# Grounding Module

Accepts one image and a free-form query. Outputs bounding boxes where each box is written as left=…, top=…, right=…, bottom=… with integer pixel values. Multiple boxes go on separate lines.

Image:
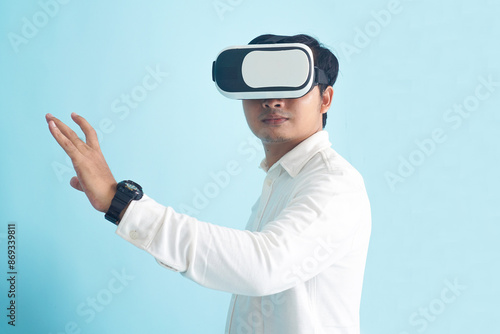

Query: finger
left=46, top=114, right=88, bottom=153
left=70, top=176, right=84, bottom=192
left=71, top=112, right=100, bottom=150
left=47, top=118, right=84, bottom=161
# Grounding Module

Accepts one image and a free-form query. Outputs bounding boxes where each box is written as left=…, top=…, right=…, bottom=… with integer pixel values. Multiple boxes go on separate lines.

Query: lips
left=261, top=114, right=289, bottom=125
left=263, top=118, right=288, bottom=125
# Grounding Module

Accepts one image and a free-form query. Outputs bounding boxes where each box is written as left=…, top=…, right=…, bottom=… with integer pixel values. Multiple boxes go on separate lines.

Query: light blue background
left=1, top=0, right=499, bottom=333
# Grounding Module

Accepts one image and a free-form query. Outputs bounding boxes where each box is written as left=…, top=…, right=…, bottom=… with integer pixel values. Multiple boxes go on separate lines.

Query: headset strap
left=315, top=67, right=329, bottom=85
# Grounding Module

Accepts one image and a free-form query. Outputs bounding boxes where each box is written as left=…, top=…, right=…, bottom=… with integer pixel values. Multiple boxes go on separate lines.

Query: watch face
left=118, top=180, right=143, bottom=200
left=124, top=183, right=139, bottom=192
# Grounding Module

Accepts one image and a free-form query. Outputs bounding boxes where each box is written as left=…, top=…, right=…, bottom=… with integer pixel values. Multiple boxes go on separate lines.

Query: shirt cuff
left=115, top=194, right=164, bottom=252
left=114, top=194, right=193, bottom=273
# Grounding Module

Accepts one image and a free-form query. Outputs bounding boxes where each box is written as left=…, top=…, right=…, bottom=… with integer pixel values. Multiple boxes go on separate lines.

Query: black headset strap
left=315, top=67, right=329, bottom=85
left=259, top=35, right=290, bottom=44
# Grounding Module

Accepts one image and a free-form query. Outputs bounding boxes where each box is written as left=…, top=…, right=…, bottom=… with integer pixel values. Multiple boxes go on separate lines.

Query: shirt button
left=129, top=231, right=139, bottom=240
left=266, top=179, right=272, bottom=187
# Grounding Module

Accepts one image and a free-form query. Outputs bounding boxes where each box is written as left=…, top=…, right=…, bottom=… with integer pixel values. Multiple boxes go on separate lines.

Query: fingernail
left=71, top=112, right=78, bottom=117
left=49, top=120, right=57, bottom=128
left=47, top=113, right=53, bottom=118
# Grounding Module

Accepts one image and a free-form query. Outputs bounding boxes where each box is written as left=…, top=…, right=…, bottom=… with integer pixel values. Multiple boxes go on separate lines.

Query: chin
left=260, top=133, right=290, bottom=144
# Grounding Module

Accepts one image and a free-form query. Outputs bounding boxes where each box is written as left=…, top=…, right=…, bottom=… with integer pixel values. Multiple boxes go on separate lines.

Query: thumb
left=70, top=176, right=84, bottom=192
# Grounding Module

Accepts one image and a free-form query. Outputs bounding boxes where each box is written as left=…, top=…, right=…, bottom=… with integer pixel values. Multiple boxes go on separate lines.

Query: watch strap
left=105, top=181, right=143, bottom=225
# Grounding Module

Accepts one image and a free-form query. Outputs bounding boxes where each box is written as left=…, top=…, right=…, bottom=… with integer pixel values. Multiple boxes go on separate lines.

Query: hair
left=248, top=34, right=339, bottom=128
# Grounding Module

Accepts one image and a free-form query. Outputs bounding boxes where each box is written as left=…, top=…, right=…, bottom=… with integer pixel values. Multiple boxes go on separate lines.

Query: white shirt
left=116, top=130, right=371, bottom=334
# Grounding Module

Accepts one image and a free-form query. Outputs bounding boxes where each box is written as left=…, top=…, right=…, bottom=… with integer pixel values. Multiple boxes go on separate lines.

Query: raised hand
left=45, top=112, right=117, bottom=213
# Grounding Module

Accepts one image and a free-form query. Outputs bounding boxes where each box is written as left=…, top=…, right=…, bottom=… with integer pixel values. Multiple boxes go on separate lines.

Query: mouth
left=261, top=114, right=289, bottom=125
left=262, top=118, right=288, bottom=125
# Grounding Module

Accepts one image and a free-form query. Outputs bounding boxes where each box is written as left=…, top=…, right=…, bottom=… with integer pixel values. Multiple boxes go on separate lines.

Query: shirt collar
left=259, top=131, right=332, bottom=178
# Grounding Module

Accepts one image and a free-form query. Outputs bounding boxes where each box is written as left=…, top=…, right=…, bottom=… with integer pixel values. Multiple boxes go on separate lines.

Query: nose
left=262, top=99, right=284, bottom=109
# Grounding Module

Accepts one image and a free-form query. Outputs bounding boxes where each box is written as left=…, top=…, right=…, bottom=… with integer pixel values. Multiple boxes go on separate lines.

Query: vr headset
left=212, top=43, right=329, bottom=100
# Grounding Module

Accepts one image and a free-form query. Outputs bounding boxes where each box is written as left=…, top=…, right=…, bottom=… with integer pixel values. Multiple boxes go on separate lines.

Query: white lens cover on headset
left=212, top=43, right=327, bottom=100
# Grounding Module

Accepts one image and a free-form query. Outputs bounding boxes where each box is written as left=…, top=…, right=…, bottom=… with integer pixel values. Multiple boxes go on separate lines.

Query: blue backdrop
left=1, top=0, right=499, bottom=333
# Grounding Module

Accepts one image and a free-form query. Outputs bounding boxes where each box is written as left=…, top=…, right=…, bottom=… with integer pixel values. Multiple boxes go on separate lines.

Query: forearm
left=115, top=195, right=276, bottom=295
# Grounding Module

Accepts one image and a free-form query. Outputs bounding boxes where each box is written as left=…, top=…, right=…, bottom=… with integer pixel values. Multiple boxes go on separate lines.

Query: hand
left=45, top=112, right=117, bottom=213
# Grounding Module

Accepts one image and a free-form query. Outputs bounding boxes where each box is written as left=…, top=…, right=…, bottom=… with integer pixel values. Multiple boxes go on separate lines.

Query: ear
left=320, top=86, right=334, bottom=114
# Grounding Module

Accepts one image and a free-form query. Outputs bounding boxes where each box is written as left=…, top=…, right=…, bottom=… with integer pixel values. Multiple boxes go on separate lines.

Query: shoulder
left=298, top=147, right=366, bottom=193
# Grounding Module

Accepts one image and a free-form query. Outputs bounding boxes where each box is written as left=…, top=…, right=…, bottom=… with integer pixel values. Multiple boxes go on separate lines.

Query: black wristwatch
left=105, top=180, right=143, bottom=225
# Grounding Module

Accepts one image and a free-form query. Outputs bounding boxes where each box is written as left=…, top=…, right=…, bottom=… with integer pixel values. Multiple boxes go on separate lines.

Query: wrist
left=103, top=182, right=118, bottom=213
left=104, top=180, right=143, bottom=225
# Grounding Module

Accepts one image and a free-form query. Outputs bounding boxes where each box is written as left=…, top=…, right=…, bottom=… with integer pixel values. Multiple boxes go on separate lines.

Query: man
left=46, top=34, right=371, bottom=334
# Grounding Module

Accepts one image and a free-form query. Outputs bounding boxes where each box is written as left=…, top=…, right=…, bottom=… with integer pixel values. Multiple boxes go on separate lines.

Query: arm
left=116, top=172, right=370, bottom=296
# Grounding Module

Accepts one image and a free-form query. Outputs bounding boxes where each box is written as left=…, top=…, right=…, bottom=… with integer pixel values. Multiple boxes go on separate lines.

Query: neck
left=262, top=141, right=298, bottom=170
left=262, top=129, right=322, bottom=169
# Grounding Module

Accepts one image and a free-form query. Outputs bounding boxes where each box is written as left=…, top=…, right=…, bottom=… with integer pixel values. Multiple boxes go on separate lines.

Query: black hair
left=248, top=34, right=339, bottom=128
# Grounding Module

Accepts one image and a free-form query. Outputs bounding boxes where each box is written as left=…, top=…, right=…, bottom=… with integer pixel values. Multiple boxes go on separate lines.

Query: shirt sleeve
left=115, top=171, right=371, bottom=297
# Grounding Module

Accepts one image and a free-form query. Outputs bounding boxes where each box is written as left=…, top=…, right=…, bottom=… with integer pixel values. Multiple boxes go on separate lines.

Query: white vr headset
left=212, top=43, right=329, bottom=100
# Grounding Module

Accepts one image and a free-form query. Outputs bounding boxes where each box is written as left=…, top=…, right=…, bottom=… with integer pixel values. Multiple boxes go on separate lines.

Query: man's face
left=242, top=86, right=332, bottom=145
